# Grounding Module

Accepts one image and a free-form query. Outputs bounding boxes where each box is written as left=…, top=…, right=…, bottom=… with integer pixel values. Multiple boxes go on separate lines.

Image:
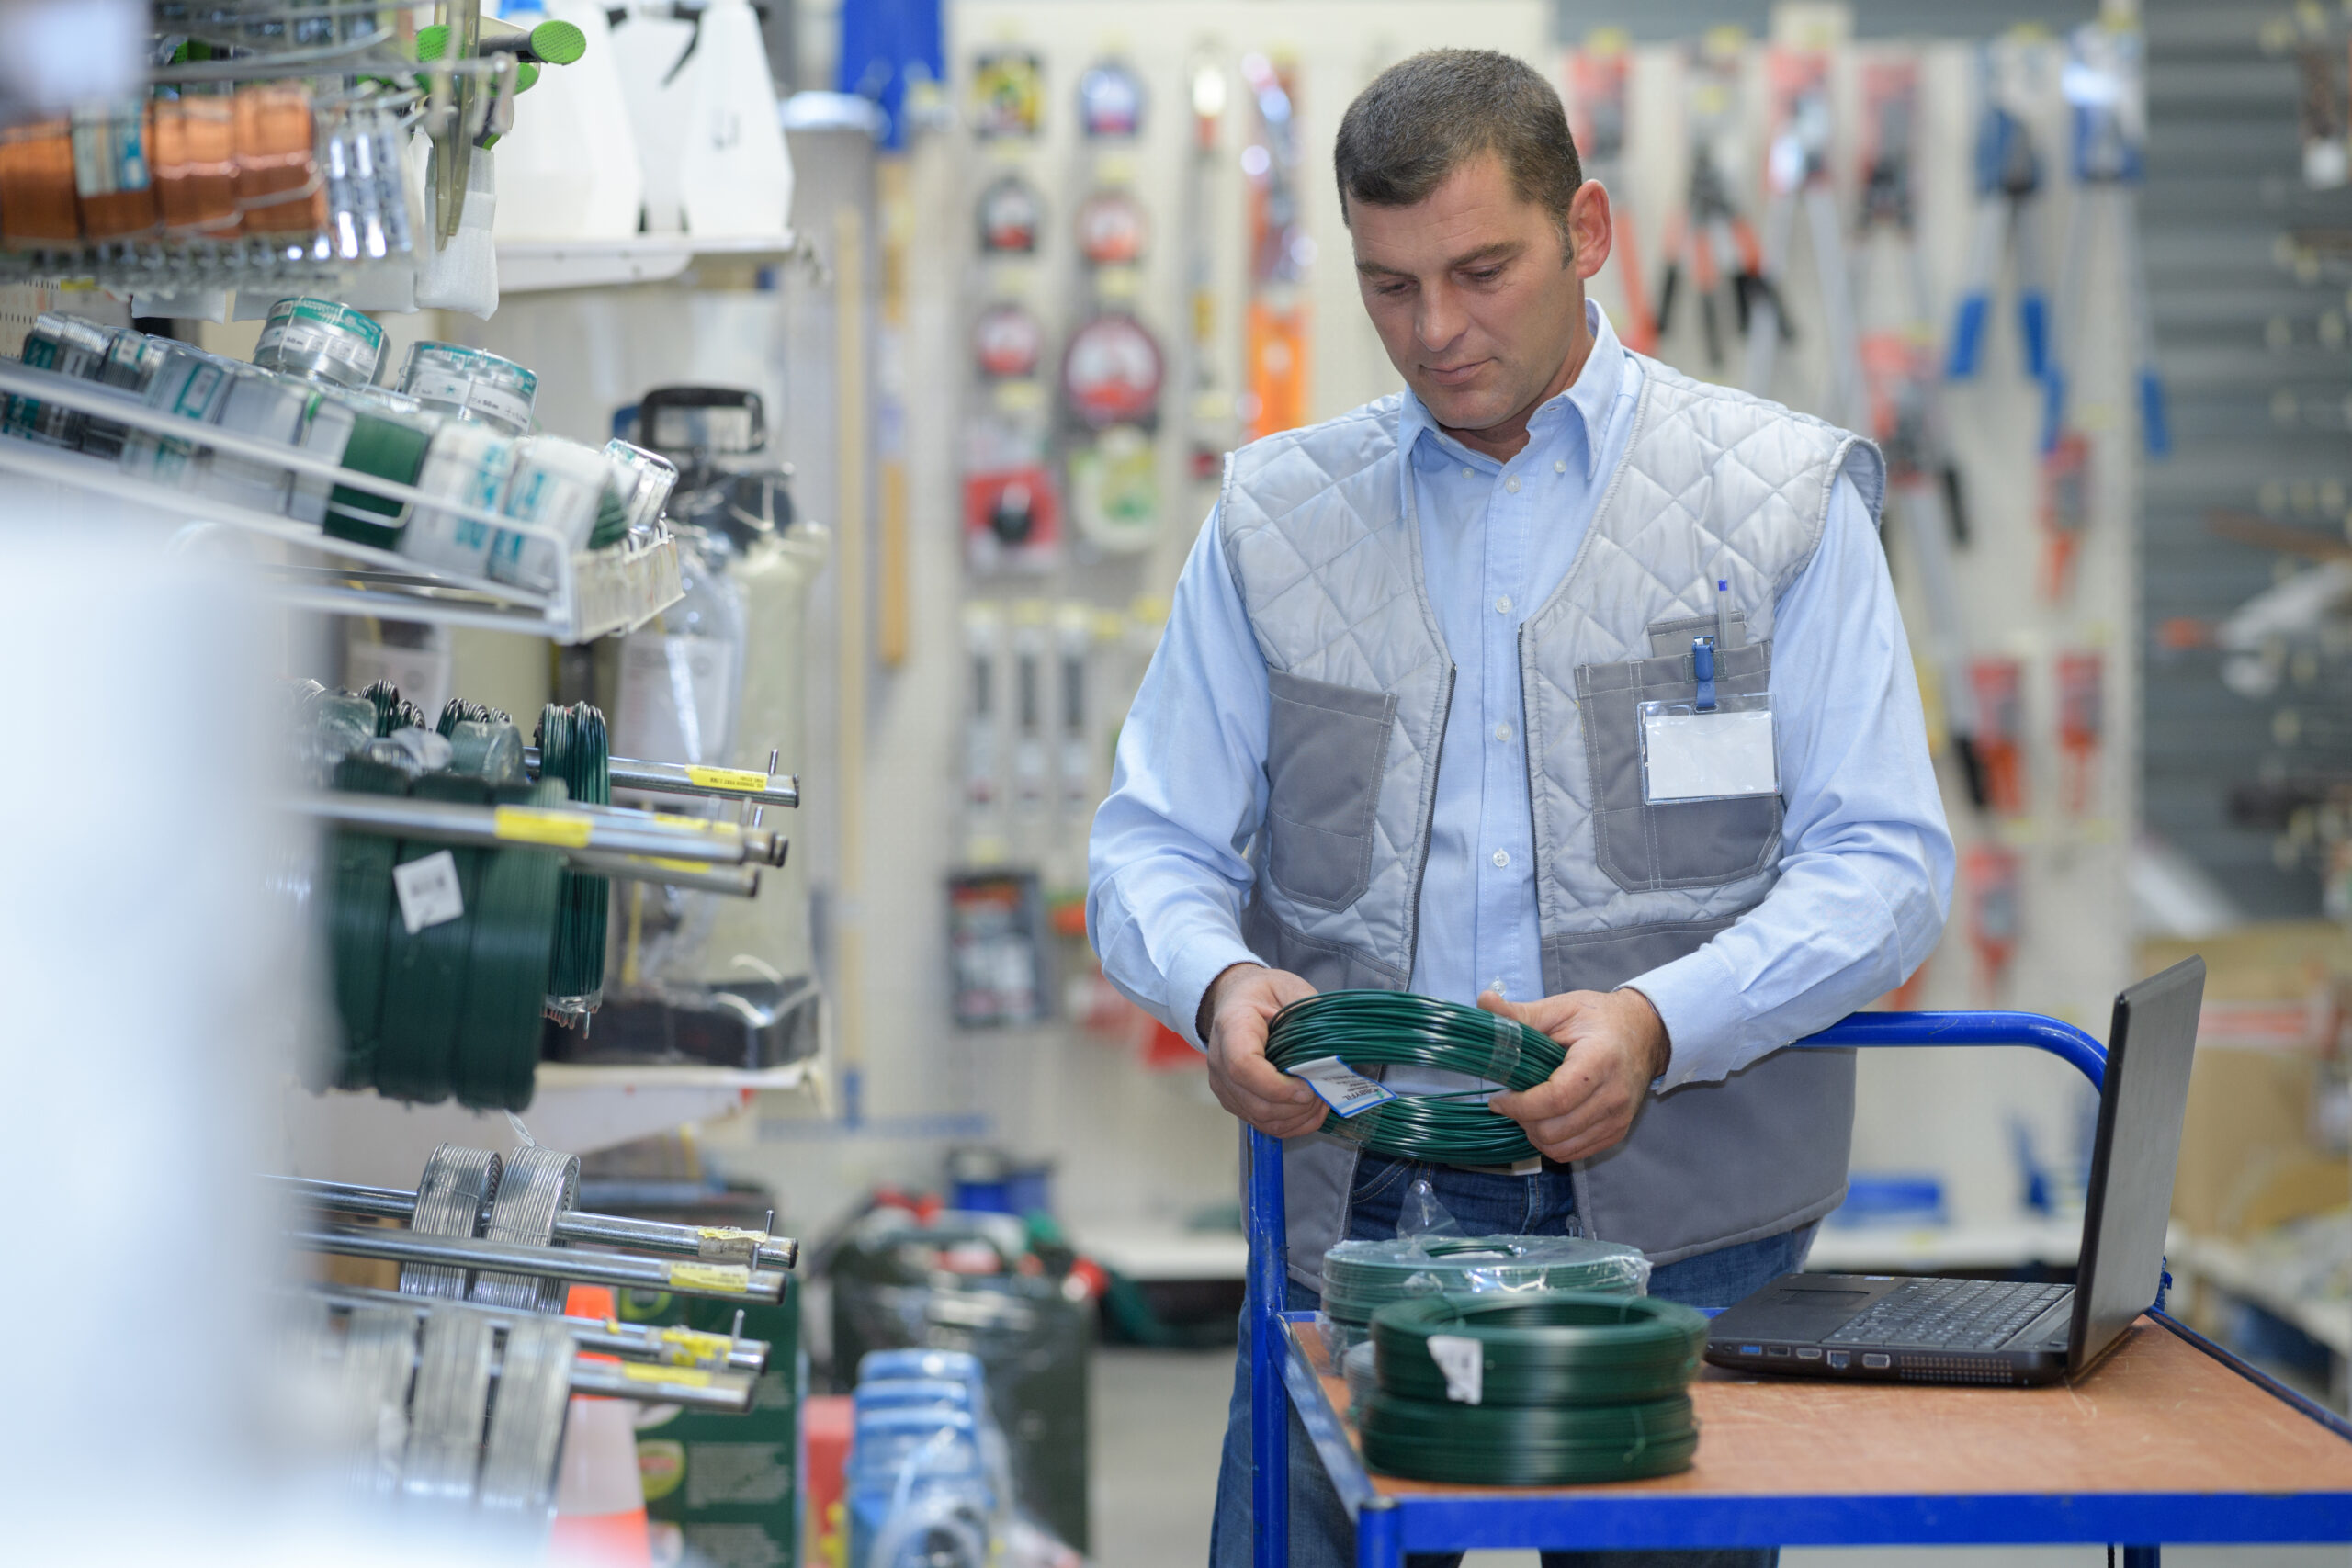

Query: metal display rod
left=278, top=1174, right=799, bottom=1271
left=522, top=749, right=802, bottom=810
left=306, top=1281, right=771, bottom=1374
left=292, top=792, right=791, bottom=867
left=292, top=1224, right=788, bottom=1303
left=568, top=849, right=763, bottom=898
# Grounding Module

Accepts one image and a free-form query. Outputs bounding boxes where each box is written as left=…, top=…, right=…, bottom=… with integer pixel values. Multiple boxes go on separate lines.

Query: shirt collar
left=1398, top=299, right=1625, bottom=482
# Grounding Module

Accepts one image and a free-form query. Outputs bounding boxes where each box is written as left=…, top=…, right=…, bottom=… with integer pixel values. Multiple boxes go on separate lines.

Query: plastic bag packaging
left=1396, top=1178, right=1466, bottom=1241
left=1319, top=1232, right=1654, bottom=1353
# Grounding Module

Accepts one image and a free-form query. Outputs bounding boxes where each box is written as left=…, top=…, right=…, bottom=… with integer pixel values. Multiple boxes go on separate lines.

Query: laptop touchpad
left=1740, top=1282, right=1875, bottom=1337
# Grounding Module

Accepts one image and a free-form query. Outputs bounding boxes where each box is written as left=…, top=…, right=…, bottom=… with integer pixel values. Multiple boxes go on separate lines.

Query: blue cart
left=1245, top=1010, right=2352, bottom=1567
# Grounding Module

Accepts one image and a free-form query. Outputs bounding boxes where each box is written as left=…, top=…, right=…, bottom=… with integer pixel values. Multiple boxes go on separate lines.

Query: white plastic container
left=677, top=0, right=793, bottom=238
left=489, top=0, right=645, bottom=242
left=401, top=423, right=518, bottom=580
left=610, top=6, right=698, bottom=232
left=492, top=434, right=608, bottom=591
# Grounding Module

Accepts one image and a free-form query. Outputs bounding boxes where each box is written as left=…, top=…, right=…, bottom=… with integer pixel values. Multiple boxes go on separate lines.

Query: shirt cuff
left=1169, top=933, right=1266, bottom=1051
left=1623, top=942, right=1746, bottom=1091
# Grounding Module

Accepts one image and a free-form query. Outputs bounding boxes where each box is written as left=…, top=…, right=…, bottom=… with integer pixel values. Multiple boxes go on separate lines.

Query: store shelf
left=0, top=360, right=683, bottom=642
left=1804, top=1217, right=2084, bottom=1275
left=2171, top=1229, right=2351, bottom=1357
left=283, top=1058, right=820, bottom=1182
left=497, top=233, right=800, bottom=293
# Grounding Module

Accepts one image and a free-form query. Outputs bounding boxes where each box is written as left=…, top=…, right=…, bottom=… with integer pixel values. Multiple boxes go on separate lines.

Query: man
left=1087, top=49, right=1951, bottom=1568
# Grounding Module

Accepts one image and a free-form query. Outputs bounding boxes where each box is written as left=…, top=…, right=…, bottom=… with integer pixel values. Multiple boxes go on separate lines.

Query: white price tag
left=1285, top=1056, right=1397, bottom=1119
left=1425, top=1335, right=1484, bottom=1404
left=392, top=850, right=465, bottom=934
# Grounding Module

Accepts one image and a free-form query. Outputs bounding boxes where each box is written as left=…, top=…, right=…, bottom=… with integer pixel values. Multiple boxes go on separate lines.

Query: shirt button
left=1494, top=595, right=1512, bottom=615
left=1461, top=466, right=1474, bottom=479
left=1488, top=979, right=1507, bottom=998
left=1505, top=477, right=1521, bottom=493
left=1494, top=722, right=1512, bottom=742
left=1555, top=458, right=1567, bottom=473
left=1491, top=849, right=1510, bottom=868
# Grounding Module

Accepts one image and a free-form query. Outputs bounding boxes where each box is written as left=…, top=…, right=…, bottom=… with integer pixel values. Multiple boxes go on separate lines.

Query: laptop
left=1704, top=956, right=2205, bottom=1387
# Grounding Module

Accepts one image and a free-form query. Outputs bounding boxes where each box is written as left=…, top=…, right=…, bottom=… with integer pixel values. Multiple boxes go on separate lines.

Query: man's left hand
left=1482, top=988, right=1671, bottom=1163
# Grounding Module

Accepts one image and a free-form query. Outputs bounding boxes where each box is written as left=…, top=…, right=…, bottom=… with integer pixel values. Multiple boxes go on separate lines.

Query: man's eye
left=1376, top=281, right=1414, bottom=298
left=1465, top=266, right=1503, bottom=283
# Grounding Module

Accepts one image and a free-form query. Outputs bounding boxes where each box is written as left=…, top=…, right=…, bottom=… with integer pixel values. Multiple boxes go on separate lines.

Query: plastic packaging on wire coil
left=1320, top=1232, right=1654, bottom=1328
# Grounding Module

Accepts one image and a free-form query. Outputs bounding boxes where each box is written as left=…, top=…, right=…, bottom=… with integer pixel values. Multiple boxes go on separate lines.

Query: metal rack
left=305, top=1280, right=769, bottom=1372
left=1245, top=1010, right=2352, bottom=1567
left=0, top=361, right=684, bottom=643
left=293, top=1223, right=788, bottom=1304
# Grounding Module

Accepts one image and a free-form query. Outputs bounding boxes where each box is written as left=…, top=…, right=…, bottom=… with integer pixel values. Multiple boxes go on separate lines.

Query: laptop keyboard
left=1821, top=1280, right=2074, bottom=1352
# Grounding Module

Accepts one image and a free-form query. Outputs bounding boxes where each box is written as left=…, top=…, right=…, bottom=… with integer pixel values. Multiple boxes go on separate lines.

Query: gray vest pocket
left=1264, top=668, right=1398, bottom=910
left=1577, top=639, right=1782, bottom=892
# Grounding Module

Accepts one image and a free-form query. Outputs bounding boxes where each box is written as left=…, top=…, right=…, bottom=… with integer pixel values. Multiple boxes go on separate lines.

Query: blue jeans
left=1207, top=1151, right=1813, bottom=1568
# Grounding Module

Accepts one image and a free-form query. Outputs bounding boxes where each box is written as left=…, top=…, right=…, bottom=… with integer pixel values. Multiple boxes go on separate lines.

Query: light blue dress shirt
left=1086, top=302, right=1953, bottom=1093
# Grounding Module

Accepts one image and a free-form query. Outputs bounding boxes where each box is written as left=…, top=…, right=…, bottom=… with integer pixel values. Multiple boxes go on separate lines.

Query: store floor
left=1090, top=1347, right=2350, bottom=1568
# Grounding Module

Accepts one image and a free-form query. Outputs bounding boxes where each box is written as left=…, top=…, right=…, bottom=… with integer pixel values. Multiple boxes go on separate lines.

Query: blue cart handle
left=1243, top=1009, right=2109, bottom=1568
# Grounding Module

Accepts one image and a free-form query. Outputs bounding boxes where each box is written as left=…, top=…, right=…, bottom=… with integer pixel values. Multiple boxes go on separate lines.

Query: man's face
left=1349, top=152, right=1608, bottom=437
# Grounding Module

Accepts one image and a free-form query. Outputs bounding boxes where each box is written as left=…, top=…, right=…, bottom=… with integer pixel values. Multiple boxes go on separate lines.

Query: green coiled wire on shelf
left=1320, top=1234, right=1651, bottom=1329
left=1359, top=1292, right=1710, bottom=1485
left=453, top=777, right=566, bottom=1111
left=436, top=696, right=523, bottom=784
left=1262, top=991, right=1566, bottom=1166
left=362, top=678, right=426, bottom=736
left=535, top=701, right=610, bottom=1018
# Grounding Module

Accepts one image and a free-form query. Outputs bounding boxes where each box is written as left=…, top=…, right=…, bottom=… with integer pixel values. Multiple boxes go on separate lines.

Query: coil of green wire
left=1358, top=1292, right=1710, bottom=1484
left=1262, top=991, right=1566, bottom=1165
left=453, top=778, right=567, bottom=1111
left=1321, top=1234, right=1651, bottom=1328
left=536, top=702, right=610, bottom=1018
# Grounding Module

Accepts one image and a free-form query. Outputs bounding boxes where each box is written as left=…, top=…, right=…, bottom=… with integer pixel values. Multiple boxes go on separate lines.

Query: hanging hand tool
left=1566, top=30, right=1656, bottom=353
left=1657, top=31, right=1775, bottom=372
left=1743, top=44, right=1860, bottom=423
left=1948, top=32, right=2054, bottom=385
left=2049, top=17, right=2168, bottom=457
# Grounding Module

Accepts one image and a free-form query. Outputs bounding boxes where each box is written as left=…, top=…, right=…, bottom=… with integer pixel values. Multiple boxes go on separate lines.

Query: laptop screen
left=2068, top=956, right=2206, bottom=1371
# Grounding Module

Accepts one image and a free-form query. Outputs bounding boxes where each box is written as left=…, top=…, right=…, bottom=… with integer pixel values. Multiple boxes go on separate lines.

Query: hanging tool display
left=1241, top=52, right=1308, bottom=440
left=1851, top=53, right=1988, bottom=814
left=1743, top=42, right=1860, bottom=423
left=1062, top=62, right=1163, bottom=558
left=1968, top=657, right=2029, bottom=818
left=1057, top=604, right=1094, bottom=819
left=2050, top=17, right=2168, bottom=457
left=2039, top=428, right=2090, bottom=600
left=971, top=50, right=1046, bottom=140
left=1563, top=30, right=1655, bottom=353
left=1657, top=31, right=1770, bottom=374
left=2055, top=648, right=2104, bottom=816
left=963, top=604, right=1003, bottom=852
left=977, top=173, right=1044, bottom=255
left=964, top=43, right=1057, bottom=575
left=1012, top=608, right=1049, bottom=819
left=1182, top=56, right=1237, bottom=493
left=1078, top=57, right=1147, bottom=140
left=1965, top=841, right=2022, bottom=998
left=1948, top=33, right=2053, bottom=385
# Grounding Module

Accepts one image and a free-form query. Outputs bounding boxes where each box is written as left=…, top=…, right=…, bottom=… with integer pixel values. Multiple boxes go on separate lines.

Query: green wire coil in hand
left=1262, top=991, right=1566, bottom=1166
left=536, top=702, right=610, bottom=1018
left=1359, top=1292, right=1710, bottom=1484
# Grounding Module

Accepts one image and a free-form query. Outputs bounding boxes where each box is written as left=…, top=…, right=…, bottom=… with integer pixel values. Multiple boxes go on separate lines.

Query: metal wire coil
left=400, top=1144, right=501, bottom=1300
left=471, top=1145, right=580, bottom=1312
left=1320, top=1234, right=1651, bottom=1327
left=1370, top=1293, right=1706, bottom=1407
left=1357, top=1391, right=1700, bottom=1485
left=399, top=1304, right=496, bottom=1506
left=475, top=1316, right=577, bottom=1517
left=1263, top=991, right=1566, bottom=1165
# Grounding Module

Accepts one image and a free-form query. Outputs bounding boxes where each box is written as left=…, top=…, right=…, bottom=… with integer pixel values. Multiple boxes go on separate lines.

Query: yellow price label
left=685, top=765, right=770, bottom=793
left=493, top=805, right=593, bottom=849
left=668, top=1260, right=752, bottom=1292
left=622, top=1362, right=715, bottom=1388
left=696, top=1226, right=764, bottom=1242
left=657, top=1325, right=733, bottom=1362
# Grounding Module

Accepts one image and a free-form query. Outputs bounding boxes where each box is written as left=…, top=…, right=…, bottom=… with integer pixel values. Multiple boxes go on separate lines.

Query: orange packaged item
left=232, top=84, right=324, bottom=236
left=153, top=96, right=239, bottom=236
left=71, top=99, right=159, bottom=240
left=0, top=120, right=82, bottom=245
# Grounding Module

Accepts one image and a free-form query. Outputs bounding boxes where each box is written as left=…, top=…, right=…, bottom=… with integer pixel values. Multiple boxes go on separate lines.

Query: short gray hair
left=1333, top=50, right=1582, bottom=250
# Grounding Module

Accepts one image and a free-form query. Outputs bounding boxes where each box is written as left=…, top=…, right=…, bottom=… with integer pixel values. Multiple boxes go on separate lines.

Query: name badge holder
left=1637, top=637, right=1779, bottom=804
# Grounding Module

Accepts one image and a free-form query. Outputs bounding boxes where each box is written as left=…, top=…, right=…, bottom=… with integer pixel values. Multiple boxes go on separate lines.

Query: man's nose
left=1417, top=287, right=1467, bottom=354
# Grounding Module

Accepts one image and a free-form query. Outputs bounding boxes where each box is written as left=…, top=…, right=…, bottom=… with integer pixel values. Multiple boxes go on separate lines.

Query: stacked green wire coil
left=311, top=684, right=565, bottom=1109
left=1359, top=1292, right=1709, bottom=1485
left=1321, top=1234, right=1652, bottom=1333
left=535, top=702, right=610, bottom=1018
left=1262, top=991, right=1566, bottom=1165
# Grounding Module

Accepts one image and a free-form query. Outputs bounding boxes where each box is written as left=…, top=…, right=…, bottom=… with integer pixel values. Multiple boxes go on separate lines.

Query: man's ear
left=1565, top=181, right=1612, bottom=282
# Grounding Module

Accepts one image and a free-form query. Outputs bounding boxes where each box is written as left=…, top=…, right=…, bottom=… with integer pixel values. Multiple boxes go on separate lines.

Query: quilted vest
left=1217, top=353, right=1886, bottom=1289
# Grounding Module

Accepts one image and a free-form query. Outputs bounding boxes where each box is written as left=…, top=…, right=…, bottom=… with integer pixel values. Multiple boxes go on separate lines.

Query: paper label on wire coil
left=621, top=1362, right=714, bottom=1388
left=1425, top=1335, right=1485, bottom=1404
left=685, top=765, right=770, bottom=793
left=667, top=1260, right=753, bottom=1292
left=493, top=805, right=594, bottom=848
left=391, top=849, right=465, bottom=933
left=1286, top=1056, right=1398, bottom=1118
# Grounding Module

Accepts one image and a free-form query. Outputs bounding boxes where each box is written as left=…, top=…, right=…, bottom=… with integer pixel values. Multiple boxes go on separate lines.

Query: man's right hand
left=1199, top=963, right=1323, bottom=1138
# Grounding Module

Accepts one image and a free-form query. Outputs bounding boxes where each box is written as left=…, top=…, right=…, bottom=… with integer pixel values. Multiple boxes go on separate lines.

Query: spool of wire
left=476, top=1316, right=577, bottom=1516
left=471, top=1144, right=581, bottom=1312
left=1321, top=1235, right=1652, bottom=1330
left=1358, top=1292, right=1709, bottom=1485
left=372, top=773, right=486, bottom=1104
left=324, top=755, right=406, bottom=1092
left=451, top=777, right=566, bottom=1111
left=536, top=703, right=610, bottom=1019
left=1343, top=1339, right=1377, bottom=1424
left=401, top=1304, right=498, bottom=1505
left=1262, top=991, right=1566, bottom=1166
left=401, top=1145, right=503, bottom=1302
